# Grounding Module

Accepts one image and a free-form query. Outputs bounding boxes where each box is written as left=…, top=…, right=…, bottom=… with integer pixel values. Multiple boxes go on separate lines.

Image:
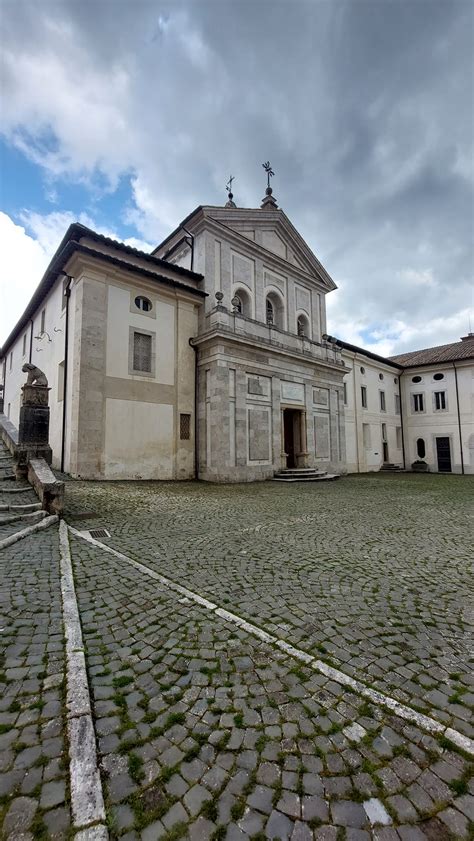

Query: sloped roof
left=389, top=337, right=474, bottom=367
left=0, top=223, right=204, bottom=358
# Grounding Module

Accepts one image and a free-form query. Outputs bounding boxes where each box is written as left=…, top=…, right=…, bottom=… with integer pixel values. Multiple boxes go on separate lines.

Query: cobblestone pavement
left=0, top=529, right=72, bottom=840
left=66, top=474, right=474, bottom=735
left=70, top=532, right=473, bottom=841
left=1, top=472, right=473, bottom=839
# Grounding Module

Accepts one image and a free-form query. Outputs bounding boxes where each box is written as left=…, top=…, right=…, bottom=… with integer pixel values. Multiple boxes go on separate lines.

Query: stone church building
left=1, top=183, right=473, bottom=479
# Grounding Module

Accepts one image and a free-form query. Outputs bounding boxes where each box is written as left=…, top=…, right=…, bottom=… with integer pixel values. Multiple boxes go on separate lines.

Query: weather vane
left=226, top=175, right=235, bottom=196
left=262, top=161, right=274, bottom=189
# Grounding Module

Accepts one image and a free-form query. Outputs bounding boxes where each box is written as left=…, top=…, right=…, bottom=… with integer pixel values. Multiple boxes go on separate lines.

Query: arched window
left=232, top=288, right=251, bottom=317
left=233, top=295, right=243, bottom=314
left=266, top=298, right=274, bottom=325
left=265, top=291, right=284, bottom=329
left=417, top=438, right=426, bottom=459
left=297, top=314, right=310, bottom=337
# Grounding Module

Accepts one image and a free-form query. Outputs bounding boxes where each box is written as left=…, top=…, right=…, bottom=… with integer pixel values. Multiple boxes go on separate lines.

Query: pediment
left=204, top=207, right=336, bottom=290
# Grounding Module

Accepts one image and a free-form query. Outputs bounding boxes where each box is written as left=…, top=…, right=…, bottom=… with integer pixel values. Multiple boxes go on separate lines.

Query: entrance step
left=273, top=468, right=340, bottom=482
left=379, top=464, right=403, bottom=471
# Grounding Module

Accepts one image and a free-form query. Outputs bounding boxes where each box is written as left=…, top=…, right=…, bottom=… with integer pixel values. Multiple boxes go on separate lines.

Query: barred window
left=180, top=413, right=191, bottom=440
left=133, top=332, right=152, bottom=372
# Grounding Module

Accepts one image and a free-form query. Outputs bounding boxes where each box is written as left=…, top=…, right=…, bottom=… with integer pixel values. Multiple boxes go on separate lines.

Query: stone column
left=296, top=410, right=309, bottom=467
left=280, top=408, right=287, bottom=469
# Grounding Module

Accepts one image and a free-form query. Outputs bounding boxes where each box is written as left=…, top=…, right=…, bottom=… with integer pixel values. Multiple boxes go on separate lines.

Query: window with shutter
left=133, top=332, right=152, bottom=372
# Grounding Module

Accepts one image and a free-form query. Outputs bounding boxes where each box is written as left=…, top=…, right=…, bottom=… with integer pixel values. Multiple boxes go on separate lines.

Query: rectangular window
left=362, top=423, right=371, bottom=448
left=180, top=413, right=191, bottom=440
left=22, top=333, right=27, bottom=356
left=396, top=427, right=402, bottom=449
left=381, top=423, right=387, bottom=442
left=9, top=352, right=13, bottom=370
left=40, top=309, right=46, bottom=334
left=343, top=382, right=347, bottom=405
left=380, top=390, right=386, bottom=412
left=7, top=403, right=10, bottom=418
left=413, top=393, right=424, bottom=413
left=394, top=394, right=400, bottom=414
left=361, top=385, right=367, bottom=409
left=434, top=391, right=446, bottom=411
left=132, top=331, right=152, bottom=373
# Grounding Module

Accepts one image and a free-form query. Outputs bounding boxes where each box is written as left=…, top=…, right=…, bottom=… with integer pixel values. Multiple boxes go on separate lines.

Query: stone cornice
left=191, top=325, right=350, bottom=376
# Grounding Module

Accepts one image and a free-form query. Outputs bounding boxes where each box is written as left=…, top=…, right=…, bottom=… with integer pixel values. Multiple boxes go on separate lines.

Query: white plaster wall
left=104, top=399, right=174, bottom=479
left=401, top=361, right=473, bottom=473
left=106, top=284, right=175, bottom=384
left=342, top=351, right=403, bottom=472
left=2, top=277, right=71, bottom=469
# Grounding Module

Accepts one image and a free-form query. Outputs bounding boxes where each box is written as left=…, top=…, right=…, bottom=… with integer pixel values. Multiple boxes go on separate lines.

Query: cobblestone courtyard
left=1, top=473, right=473, bottom=840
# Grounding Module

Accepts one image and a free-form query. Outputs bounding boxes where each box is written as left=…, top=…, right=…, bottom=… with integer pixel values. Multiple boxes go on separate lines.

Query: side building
left=0, top=224, right=205, bottom=479
left=338, top=335, right=474, bottom=475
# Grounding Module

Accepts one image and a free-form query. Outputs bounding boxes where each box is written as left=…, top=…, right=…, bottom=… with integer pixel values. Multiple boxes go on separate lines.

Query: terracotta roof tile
left=389, top=337, right=474, bottom=367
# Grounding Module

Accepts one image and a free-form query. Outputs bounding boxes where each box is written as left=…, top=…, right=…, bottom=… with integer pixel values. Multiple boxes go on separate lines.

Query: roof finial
left=261, top=161, right=278, bottom=209
left=225, top=174, right=236, bottom=208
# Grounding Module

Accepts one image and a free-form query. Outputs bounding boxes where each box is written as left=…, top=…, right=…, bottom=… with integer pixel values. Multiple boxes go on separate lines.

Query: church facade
left=1, top=187, right=473, bottom=478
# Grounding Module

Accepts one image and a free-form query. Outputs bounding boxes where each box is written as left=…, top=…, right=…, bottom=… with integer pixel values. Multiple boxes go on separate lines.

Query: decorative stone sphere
left=215, top=291, right=224, bottom=303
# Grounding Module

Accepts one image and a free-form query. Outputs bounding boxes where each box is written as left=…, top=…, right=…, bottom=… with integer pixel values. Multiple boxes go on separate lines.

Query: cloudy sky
left=1, top=0, right=472, bottom=353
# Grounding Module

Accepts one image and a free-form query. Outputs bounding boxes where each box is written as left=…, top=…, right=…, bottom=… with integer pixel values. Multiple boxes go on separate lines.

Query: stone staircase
left=379, top=463, right=403, bottom=472
left=273, top=467, right=340, bottom=482
left=0, top=440, right=45, bottom=543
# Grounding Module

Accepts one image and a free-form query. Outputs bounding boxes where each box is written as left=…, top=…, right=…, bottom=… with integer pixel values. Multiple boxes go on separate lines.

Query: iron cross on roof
left=226, top=175, right=235, bottom=195
left=262, top=161, right=274, bottom=188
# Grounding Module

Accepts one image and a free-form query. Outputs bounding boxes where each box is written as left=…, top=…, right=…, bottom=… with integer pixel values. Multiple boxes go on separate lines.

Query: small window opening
left=40, top=309, right=46, bottom=334
left=133, top=332, right=152, bottom=372
left=361, top=385, right=368, bottom=408
left=434, top=391, right=446, bottom=410
left=433, top=372, right=444, bottom=381
left=417, top=438, right=426, bottom=459
left=413, top=393, right=424, bottom=412
left=135, top=296, right=152, bottom=312
left=379, top=373, right=384, bottom=380
left=297, top=315, right=309, bottom=337
left=412, top=375, right=422, bottom=383
left=360, top=366, right=365, bottom=375
left=180, top=413, right=191, bottom=440
left=22, top=334, right=27, bottom=356
left=380, top=391, right=386, bottom=412
left=266, top=298, right=274, bottom=325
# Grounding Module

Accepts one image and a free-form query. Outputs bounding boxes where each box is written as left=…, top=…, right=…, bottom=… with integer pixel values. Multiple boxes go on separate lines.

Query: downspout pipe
left=453, top=362, right=465, bottom=474
left=181, top=226, right=195, bottom=272
left=60, top=276, right=73, bottom=473
left=189, top=337, right=199, bottom=480
left=29, top=319, right=34, bottom=363
left=398, top=374, right=406, bottom=469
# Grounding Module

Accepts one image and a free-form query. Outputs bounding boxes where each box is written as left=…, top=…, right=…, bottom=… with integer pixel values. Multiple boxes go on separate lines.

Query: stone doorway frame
left=280, top=406, right=309, bottom=469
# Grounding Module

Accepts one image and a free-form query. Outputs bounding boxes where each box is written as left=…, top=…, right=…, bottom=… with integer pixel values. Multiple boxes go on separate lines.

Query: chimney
left=460, top=333, right=474, bottom=342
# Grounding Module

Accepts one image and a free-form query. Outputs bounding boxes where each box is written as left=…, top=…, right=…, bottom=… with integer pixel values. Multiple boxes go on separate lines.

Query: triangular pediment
left=202, top=206, right=336, bottom=290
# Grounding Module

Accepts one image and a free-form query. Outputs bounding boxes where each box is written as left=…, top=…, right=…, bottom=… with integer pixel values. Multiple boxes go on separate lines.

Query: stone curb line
left=59, top=521, right=108, bottom=840
left=69, top=526, right=474, bottom=759
left=0, top=514, right=58, bottom=550
left=0, top=485, right=32, bottom=493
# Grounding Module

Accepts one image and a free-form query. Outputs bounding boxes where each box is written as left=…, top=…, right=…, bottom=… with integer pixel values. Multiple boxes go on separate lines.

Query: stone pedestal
left=16, top=385, right=53, bottom=477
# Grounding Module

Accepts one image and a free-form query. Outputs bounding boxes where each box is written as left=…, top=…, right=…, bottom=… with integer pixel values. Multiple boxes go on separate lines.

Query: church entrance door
left=283, top=408, right=301, bottom=468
